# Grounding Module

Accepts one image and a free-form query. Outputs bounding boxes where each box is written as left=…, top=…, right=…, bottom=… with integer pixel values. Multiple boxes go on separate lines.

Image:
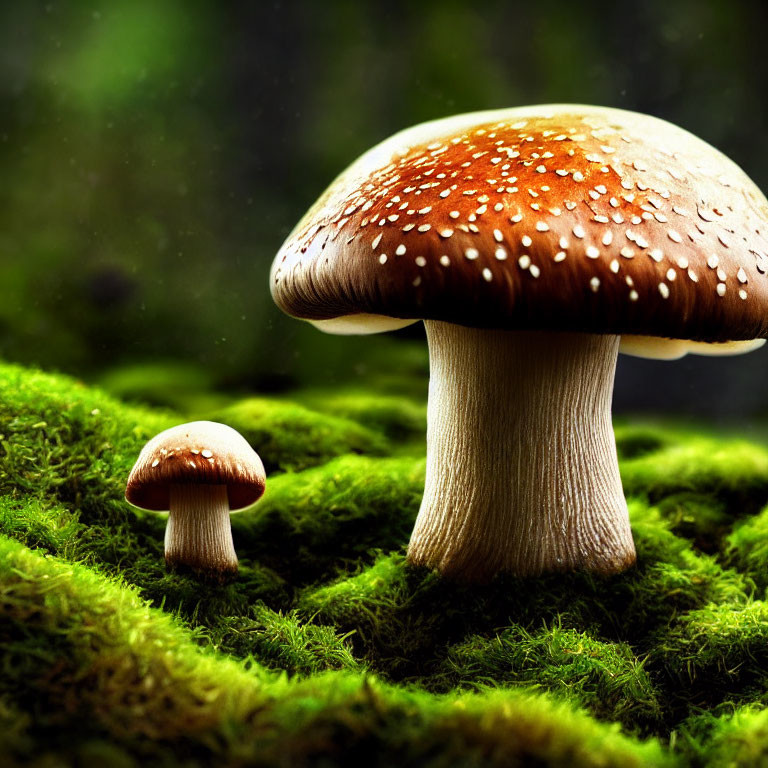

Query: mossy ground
left=2, top=360, right=768, bottom=766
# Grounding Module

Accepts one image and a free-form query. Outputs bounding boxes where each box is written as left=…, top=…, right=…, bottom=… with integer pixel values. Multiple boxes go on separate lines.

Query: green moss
left=0, top=495, right=80, bottom=555
left=208, top=397, right=391, bottom=473
left=0, top=362, right=171, bottom=513
left=437, top=623, right=664, bottom=730
left=655, top=493, right=732, bottom=553
left=215, top=604, right=365, bottom=675
left=234, top=455, right=424, bottom=584
left=96, top=360, right=226, bottom=413
left=295, top=387, right=427, bottom=442
left=619, top=426, right=768, bottom=511
left=5, top=359, right=768, bottom=764
left=726, top=505, right=768, bottom=589
left=0, top=535, right=670, bottom=767
left=681, top=706, right=768, bottom=767
left=296, top=503, right=750, bottom=688
left=651, top=600, right=768, bottom=697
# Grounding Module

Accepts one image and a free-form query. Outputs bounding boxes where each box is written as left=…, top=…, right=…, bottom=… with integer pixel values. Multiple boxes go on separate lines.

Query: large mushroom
left=270, top=105, right=768, bottom=582
left=126, top=421, right=265, bottom=581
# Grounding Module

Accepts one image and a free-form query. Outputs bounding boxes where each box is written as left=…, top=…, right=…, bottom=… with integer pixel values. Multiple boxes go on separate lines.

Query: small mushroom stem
left=408, top=320, right=635, bottom=581
left=165, top=484, right=238, bottom=580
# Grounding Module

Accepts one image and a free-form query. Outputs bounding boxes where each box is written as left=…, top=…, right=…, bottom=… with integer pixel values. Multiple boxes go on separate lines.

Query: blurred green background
left=1, top=0, right=767, bottom=415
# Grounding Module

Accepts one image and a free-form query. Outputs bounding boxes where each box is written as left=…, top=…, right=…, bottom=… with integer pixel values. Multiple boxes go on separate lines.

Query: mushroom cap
left=125, top=421, right=266, bottom=512
left=271, top=105, right=768, bottom=355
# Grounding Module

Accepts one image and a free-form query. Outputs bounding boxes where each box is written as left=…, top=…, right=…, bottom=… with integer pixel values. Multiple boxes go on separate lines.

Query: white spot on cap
left=658, top=283, right=670, bottom=299
left=440, top=228, right=454, bottom=238
left=201, top=449, right=213, bottom=458
left=629, top=290, right=639, bottom=301
left=666, top=268, right=676, bottom=281
left=415, top=256, right=427, bottom=267
left=717, top=283, right=727, bottom=297
left=554, top=251, right=566, bottom=262
left=739, top=289, right=748, bottom=300
left=493, top=228, right=504, bottom=242
left=650, top=249, right=663, bottom=263
left=518, top=255, right=531, bottom=269
left=707, top=254, right=719, bottom=269
left=529, top=264, right=541, bottom=278
left=440, top=255, right=450, bottom=266
left=396, top=244, right=406, bottom=256
left=536, top=222, right=550, bottom=232
left=737, top=267, right=748, bottom=283
left=573, top=225, right=586, bottom=238
left=510, top=213, right=523, bottom=223
left=379, top=254, right=388, bottom=264
left=590, top=277, right=600, bottom=292
left=602, top=232, right=613, bottom=246
left=151, top=459, right=160, bottom=468
left=465, top=247, right=479, bottom=260
left=495, top=247, right=507, bottom=260
left=371, top=234, right=383, bottom=250
left=449, top=210, right=460, bottom=219
left=522, top=235, right=533, bottom=247
left=586, top=246, right=600, bottom=259
left=610, top=259, right=620, bottom=273
left=482, top=268, right=493, bottom=281
left=668, top=230, right=683, bottom=243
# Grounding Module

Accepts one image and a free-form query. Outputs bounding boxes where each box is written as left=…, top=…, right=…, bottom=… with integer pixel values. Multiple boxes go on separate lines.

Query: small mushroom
left=270, top=104, right=768, bottom=582
left=125, top=421, right=265, bottom=581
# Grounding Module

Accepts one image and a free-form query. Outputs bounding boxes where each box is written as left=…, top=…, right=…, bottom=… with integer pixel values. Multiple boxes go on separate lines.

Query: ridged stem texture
left=407, top=320, right=635, bottom=581
left=165, top=484, right=238, bottom=580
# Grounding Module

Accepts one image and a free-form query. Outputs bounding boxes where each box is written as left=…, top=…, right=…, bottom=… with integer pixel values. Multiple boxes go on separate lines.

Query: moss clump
left=619, top=425, right=768, bottom=512
left=0, top=362, right=171, bottom=513
left=725, top=505, right=768, bottom=590
left=681, top=706, right=768, bottom=767
left=234, top=455, right=423, bottom=584
left=296, top=388, right=427, bottom=442
left=215, top=604, right=365, bottom=675
left=208, top=397, right=390, bottom=473
left=5, top=358, right=768, bottom=764
left=296, top=503, right=751, bottom=688
left=0, top=495, right=80, bottom=556
left=652, top=601, right=768, bottom=697
left=436, top=623, right=664, bottom=730
left=0, top=535, right=669, bottom=767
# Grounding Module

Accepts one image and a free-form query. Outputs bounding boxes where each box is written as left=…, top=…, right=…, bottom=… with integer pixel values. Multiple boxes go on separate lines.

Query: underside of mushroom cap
left=271, top=105, right=768, bottom=354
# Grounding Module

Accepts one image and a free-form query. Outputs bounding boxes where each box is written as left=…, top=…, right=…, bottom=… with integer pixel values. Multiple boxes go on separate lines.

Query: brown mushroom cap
left=271, top=105, right=768, bottom=349
left=125, top=421, right=266, bottom=512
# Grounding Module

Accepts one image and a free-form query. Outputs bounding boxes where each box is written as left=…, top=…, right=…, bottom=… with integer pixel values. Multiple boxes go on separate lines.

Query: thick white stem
left=165, top=484, right=238, bottom=579
left=407, top=320, right=635, bottom=581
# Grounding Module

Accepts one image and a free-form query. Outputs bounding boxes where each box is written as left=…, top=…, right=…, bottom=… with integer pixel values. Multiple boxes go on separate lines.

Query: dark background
left=1, top=0, right=767, bottom=418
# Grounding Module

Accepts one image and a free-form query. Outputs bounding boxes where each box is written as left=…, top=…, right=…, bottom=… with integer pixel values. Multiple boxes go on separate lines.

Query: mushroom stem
left=165, top=484, right=238, bottom=580
left=408, top=320, right=635, bottom=581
